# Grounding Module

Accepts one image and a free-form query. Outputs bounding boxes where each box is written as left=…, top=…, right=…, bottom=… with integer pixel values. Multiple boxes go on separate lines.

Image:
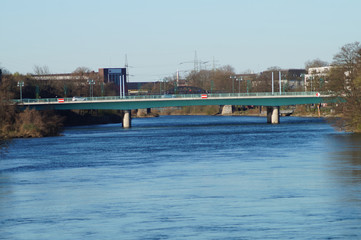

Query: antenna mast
left=125, top=54, right=129, bottom=81
left=194, top=51, right=198, bottom=72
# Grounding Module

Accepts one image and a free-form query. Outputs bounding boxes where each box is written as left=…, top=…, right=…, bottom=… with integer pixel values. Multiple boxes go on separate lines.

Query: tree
left=0, top=64, right=11, bottom=75
left=186, top=70, right=213, bottom=91
left=212, top=65, right=236, bottom=92
left=305, top=59, right=329, bottom=71
left=267, top=66, right=281, bottom=71
left=327, top=42, right=361, bottom=132
left=73, top=66, right=92, bottom=75
left=33, top=65, right=50, bottom=75
left=0, top=74, right=17, bottom=139
left=154, top=65, right=235, bottom=94
left=333, top=42, right=361, bottom=72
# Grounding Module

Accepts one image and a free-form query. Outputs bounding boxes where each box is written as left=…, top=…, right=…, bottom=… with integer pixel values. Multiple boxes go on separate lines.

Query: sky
left=1, top=0, right=361, bottom=82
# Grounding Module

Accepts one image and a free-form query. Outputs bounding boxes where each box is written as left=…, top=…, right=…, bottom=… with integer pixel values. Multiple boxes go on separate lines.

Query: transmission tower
left=194, top=51, right=198, bottom=71
left=125, top=54, right=129, bottom=81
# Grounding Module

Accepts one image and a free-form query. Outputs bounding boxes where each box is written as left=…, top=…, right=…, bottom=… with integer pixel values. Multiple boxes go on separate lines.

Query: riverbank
left=0, top=109, right=124, bottom=140
left=150, top=105, right=339, bottom=118
left=0, top=108, right=64, bottom=140
left=0, top=105, right=343, bottom=140
left=57, top=110, right=123, bottom=126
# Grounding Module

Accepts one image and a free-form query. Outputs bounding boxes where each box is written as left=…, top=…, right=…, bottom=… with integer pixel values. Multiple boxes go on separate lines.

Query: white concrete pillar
left=266, top=106, right=280, bottom=124
left=137, top=109, right=147, bottom=117
left=221, top=105, right=233, bottom=115
left=272, top=106, right=280, bottom=124
left=122, top=110, right=131, bottom=128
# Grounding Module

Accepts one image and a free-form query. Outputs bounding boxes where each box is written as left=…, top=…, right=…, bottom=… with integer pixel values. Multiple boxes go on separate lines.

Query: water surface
left=1, top=116, right=361, bottom=239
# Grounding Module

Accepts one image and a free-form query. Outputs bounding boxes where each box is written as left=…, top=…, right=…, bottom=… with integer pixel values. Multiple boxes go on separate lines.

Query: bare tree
left=327, top=42, right=361, bottom=132
left=267, top=66, right=281, bottom=71
left=186, top=70, right=213, bottom=91
left=33, top=65, right=50, bottom=75
left=0, top=64, right=11, bottom=75
left=305, top=59, right=329, bottom=71
left=333, top=42, right=361, bottom=65
left=212, top=65, right=235, bottom=92
left=73, top=66, right=92, bottom=74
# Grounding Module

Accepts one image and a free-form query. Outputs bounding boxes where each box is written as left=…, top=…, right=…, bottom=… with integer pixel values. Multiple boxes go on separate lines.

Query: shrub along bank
left=0, top=107, right=64, bottom=139
left=0, top=107, right=124, bottom=140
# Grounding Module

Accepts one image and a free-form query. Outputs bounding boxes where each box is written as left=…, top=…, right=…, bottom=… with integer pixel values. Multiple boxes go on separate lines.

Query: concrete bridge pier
left=137, top=108, right=151, bottom=117
left=221, top=105, right=234, bottom=115
left=267, top=106, right=280, bottom=124
left=122, top=110, right=131, bottom=128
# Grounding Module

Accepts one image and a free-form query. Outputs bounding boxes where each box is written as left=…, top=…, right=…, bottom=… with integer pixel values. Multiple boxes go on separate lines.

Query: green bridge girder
left=15, top=92, right=339, bottom=111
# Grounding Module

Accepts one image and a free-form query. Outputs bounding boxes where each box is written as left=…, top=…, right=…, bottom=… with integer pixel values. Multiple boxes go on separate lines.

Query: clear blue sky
left=1, top=0, right=360, bottom=82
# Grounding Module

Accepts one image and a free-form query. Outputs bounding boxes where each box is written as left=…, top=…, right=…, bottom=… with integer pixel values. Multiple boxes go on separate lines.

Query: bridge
left=15, top=92, right=336, bottom=128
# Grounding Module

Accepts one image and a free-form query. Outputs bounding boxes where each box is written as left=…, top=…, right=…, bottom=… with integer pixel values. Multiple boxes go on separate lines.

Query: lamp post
left=272, top=72, right=274, bottom=95
left=301, top=74, right=306, bottom=92
left=247, top=79, right=251, bottom=94
left=159, top=80, right=162, bottom=95
left=279, top=71, right=282, bottom=95
left=239, top=77, right=243, bottom=93
left=230, top=75, right=244, bottom=94
left=101, top=82, right=104, bottom=96
left=17, top=81, right=24, bottom=101
left=230, top=75, right=236, bottom=94
left=87, top=79, right=95, bottom=98
left=36, top=85, right=40, bottom=99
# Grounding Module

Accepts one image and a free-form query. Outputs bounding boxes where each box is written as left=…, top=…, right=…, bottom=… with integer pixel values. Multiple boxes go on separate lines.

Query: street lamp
left=230, top=75, right=243, bottom=94
left=230, top=75, right=236, bottom=93
left=87, top=79, right=95, bottom=98
left=239, top=77, right=243, bottom=93
left=17, top=81, right=24, bottom=101
left=301, top=73, right=306, bottom=92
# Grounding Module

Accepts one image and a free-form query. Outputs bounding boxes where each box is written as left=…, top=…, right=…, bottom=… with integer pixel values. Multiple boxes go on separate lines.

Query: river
left=1, top=115, right=361, bottom=239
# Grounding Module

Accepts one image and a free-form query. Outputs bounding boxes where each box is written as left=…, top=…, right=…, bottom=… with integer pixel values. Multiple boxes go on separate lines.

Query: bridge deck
left=15, top=92, right=337, bottom=111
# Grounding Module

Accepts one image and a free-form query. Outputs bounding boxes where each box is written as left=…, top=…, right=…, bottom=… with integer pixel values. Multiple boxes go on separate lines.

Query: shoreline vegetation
left=0, top=108, right=124, bottom=140
left=0, top=104, right=341, bottom=141
left=0, top=107, right=63, bottom=139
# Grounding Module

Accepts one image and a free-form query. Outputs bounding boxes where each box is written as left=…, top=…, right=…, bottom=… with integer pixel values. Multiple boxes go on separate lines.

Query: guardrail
left=13, top=91, right=325, bottom=104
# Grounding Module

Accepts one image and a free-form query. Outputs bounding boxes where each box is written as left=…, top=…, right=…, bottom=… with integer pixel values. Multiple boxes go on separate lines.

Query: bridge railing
left=13, top=91, right=323, bottom=104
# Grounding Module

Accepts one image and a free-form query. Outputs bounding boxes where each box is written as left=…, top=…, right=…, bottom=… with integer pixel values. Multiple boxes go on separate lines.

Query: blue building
left=99, top=68, right=127, bottom=97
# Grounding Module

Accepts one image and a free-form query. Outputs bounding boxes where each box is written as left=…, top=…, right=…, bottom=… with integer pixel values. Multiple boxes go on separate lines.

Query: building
left=285, top=69, right=307, bottom=89
left=127, top=82, right=155, bottom=95
left=304, top=66, right=332, bottom=91
left=98, top=68, right=127, bottom=84
left=31, top=68, right=127, bottom=85
left=304, top=66, right=332, bottom=80
left=31, top=73, right=94, bottom=81
left=258, top=69, right=306, bottom=90
left=31, top=67, right=128, bottom=96
left=98, top=68, right=128, bottom=97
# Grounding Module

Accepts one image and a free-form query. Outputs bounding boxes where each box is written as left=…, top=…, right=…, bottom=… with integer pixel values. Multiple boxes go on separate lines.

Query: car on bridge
left=72, top=96, right=87, bottom=101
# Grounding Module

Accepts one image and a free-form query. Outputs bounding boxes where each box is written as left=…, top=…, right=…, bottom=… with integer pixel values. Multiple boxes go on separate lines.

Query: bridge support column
left=221, top=105, right=233, bottom=115
left=137, top=108, right=151, bottom=117
left=267, top=106, right=280, bottom=124
left=122, top=110, right=131, bottom=128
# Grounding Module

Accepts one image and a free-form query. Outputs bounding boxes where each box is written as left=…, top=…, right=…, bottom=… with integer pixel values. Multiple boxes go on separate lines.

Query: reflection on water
left=327, top=134, right=361, bottom=184
left=334, top=134, right=361, bottom=162
left=0, top=139, right=10, bottom=156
